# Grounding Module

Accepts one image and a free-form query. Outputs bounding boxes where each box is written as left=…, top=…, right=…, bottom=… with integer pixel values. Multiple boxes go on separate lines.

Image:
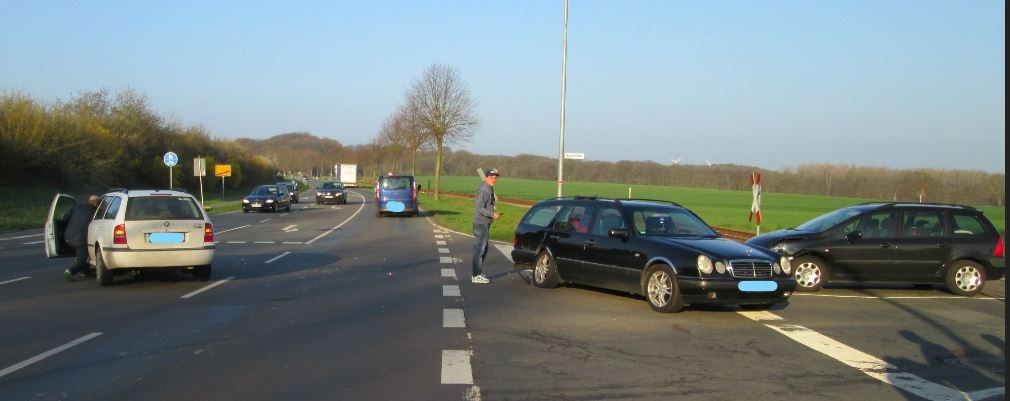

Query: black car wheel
left=945, top=260, right=985, bottom=296
left=533, top=251, right=560, bottom=288
left=645, top=264, right=684, bottom=313
left=193, top=264, right=212, bottom=282
left=792, top=256, right=827, bottom=292
left=95, top=249, right=113, bottom=287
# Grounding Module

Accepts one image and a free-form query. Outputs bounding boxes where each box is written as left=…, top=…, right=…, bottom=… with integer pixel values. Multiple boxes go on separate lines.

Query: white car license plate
left=149, top=232, right=185, bottom=244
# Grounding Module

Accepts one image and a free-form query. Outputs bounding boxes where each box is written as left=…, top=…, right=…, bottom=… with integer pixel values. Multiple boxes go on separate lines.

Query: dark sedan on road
left=242, top=185, right=291, bottom=213
left=746, top=202, right=1005, bottom=296
left=512, top=196, right=796, bottom=312
left=315, top=181, right=347, bottom=205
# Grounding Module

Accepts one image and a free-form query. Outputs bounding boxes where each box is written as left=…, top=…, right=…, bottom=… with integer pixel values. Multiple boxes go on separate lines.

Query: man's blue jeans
left=472, top=223, right=491, bottom=277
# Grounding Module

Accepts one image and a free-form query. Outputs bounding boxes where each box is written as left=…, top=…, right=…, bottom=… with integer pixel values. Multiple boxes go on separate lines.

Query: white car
left=46, top=189, right=215, bottom=286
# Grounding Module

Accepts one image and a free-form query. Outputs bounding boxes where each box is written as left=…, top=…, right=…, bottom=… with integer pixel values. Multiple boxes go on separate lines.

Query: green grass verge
left=418, top=176, right=1004, bottom=235
left=418, top=192, right=528, bottom=242
left=0, top=184, right=258, bottom=233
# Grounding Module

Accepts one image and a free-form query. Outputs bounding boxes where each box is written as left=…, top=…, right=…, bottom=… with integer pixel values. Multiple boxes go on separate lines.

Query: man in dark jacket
left=64, top=195, right=100, bottom=281
left=472, top=169, right=501, bottom=284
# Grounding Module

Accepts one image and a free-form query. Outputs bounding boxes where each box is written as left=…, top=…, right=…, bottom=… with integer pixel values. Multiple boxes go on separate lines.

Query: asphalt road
left=0, top=189, right=1004, bottom=401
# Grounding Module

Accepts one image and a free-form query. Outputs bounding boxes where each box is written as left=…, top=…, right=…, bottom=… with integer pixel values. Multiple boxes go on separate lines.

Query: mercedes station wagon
left=511, top=197, right=796, bottom=312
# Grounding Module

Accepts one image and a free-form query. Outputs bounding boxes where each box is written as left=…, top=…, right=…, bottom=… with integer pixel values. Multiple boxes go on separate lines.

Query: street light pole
left=557, top=0, right=569, bottom=197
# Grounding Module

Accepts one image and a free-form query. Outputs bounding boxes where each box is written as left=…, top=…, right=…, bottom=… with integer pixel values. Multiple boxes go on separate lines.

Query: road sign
left=163, top=152, right=178, bottom=167
left=563, top=152, right=585, bottom=160
left=194, top=158, right=206, bottom=177
left=215, top=165, right=232, bottom=177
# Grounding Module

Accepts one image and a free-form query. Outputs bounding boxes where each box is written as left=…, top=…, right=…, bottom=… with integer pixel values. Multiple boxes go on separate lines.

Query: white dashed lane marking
left=441, top=350, right=473, bottom=384
left=180, top=277, right=234, bottom=299
left=441, top=269, right=456, bottom=278
left=0, top=332, right=102, bottom=379
left=440, top=257, right=453, bottom=264
left=264, top=252, right=291, bottom=264
left=438, top=248, right=450, bottom=254
left=443, top=285, right=460, bottom=297
left=436, top=240, right=447, bottom=246
left=443, top=309, right=465, bottom=328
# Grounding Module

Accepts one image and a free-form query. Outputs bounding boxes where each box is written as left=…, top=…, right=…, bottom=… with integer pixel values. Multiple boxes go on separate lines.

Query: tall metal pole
left=557, top=0, right=568, bottom=197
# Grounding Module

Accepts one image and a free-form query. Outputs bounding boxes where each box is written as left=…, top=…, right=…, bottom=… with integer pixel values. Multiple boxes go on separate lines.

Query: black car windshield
left=630, top=207, right=717, bottom=237
left=795, top=207, right=864, bottom=232
left=320, top=182, right=343, bottom=190
left=252, top=186, right=279, bottom=196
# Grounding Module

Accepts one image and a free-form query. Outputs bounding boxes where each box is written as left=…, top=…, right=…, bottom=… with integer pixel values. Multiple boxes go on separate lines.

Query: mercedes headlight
left=715, top=261, right=727, bottom=274
left=242, top=199, right=249, bottom=203
left=697, top=255, right=714, bottom=274
left=780, top=256, right=792, bottom=275
left=266, top=199, right=275, bottom=203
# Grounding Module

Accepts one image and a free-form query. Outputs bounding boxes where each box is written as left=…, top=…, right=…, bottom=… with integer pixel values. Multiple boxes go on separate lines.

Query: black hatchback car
left=746, top=202, right=1004, bottom=296
left=511, top=197, right=796, bottom=313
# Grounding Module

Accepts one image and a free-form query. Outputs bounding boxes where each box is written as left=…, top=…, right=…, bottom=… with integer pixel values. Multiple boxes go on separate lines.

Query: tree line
left=3, top=88, right=1002, bottom=207
left=1, top=89, right=275, bottom=192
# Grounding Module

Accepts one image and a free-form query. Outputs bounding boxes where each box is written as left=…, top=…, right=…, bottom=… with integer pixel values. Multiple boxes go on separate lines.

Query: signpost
left=749, top=173, right=762, bottom=235
left=194, top=157, right=206, bottom=206
left=163, top=152, right=178, bottom=189
left=563, top=152, right=585, bottom=160
left=215, top=164, right=232, bottom=200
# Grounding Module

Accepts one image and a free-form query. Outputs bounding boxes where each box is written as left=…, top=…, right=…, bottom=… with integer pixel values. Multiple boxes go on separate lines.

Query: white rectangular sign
left=193, top=158, right=206, bottom=177
left=563, top=152, right=585, bottom=160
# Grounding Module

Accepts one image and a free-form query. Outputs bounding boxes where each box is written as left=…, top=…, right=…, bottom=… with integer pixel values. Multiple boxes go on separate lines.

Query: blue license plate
left=149, top=232, right=184, bottom=244
left=387, top=201, right=405, bottom=212
left=738, top=281, right=778, bottom=292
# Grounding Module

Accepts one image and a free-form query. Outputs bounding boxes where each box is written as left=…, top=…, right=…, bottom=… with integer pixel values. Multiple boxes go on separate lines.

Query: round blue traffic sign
left=163, top=152, right=178, bottom=167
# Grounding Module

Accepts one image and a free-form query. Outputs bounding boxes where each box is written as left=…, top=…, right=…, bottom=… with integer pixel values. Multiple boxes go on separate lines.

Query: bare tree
left=400, top=102, right=431, bottom=176
left=407, top=64, right=479, bottom=199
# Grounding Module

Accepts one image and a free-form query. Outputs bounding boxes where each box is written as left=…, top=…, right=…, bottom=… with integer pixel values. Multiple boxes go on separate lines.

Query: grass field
left=416, top=175, right=1005, bottom=241
left=0, top=183, right=268, bottom=233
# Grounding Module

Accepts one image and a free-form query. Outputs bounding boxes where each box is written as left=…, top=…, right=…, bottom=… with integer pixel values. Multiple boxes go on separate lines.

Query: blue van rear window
left=380, top=177, right=412, bottom=190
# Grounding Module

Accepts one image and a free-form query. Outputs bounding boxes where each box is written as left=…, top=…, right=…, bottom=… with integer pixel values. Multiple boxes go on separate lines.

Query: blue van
left=375, top=174, right=417, bottom=217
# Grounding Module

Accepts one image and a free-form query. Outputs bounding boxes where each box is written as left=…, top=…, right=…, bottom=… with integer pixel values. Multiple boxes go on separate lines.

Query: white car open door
left=45, top=193, right=76, bottom=258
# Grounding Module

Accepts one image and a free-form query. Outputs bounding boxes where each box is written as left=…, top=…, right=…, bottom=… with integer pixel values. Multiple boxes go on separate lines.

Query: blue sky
left=2, top=1, right=1004, bottom=173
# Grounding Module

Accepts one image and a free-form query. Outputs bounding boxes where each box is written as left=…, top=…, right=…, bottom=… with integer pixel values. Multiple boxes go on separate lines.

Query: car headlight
left=242, top=199, right=249, bottom=203
left=266, top=199, right=275, bottom=203
left=773, top=262, right=782, bottom=274
left=715, top=261, right=726, bottom=274
left=697, top=255, right=714, bottom=274
left=780, top=256, right=792, bottom=275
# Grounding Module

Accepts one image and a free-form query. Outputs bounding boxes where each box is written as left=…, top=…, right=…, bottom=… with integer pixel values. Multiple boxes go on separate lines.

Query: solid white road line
left=0, top=276, right=31, bottom=286
left=738, top=311, right=1000, bottom=401
left=441, top=350, right=474, bottom=384
left=0, top=332, right=102, bottom=379
left=441, top=269, right=456, bottom=278
left=443, top=309, right=466, bottom=328
left=443, top=285, right=461, bottom=297
left=0, top=233, right=42, bottom=241
left=265, top=252, right=291, bottom=264
left=305, top=192, right=367, bottom=245
left=493, top=244, right=514, bottom=263
left=792, top=293, right=1005, bottom=301
left=180, top=277, right=234, bottom=299
left=216, top=225, right=250, bottom=234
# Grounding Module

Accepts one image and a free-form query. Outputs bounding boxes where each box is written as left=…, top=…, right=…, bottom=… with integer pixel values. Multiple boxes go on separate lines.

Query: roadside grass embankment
left=0, top=184, right=257, bottom=233
left=417, top=176, right=1005, bottom=238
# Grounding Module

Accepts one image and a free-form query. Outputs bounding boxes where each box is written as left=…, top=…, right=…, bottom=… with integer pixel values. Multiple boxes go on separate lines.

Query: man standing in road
left=472, top=168, right=501, bottom=284
left=63, top=195, right=100, bottom=281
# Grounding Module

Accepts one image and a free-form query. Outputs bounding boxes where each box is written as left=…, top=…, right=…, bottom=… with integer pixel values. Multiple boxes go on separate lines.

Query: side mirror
left=609, top=228, right=630, bottom=240
left=846, top=231, right=863, bottom=243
